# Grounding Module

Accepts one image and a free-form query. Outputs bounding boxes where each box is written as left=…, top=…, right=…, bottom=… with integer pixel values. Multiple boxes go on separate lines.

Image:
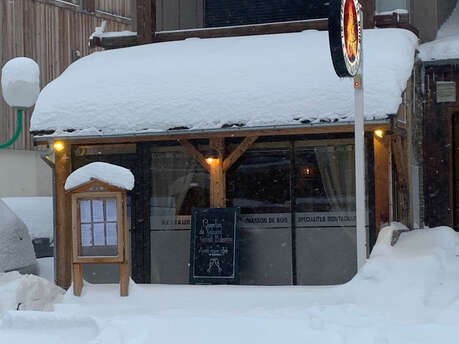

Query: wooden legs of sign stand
left=72, top=262, right=129, bottom=297
left=120, top=262, right=129, bottom=297
left=72, top=263, right=83, bottom=296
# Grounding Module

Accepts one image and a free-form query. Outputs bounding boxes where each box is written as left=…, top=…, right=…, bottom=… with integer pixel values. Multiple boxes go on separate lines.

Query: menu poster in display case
left=67, top=177, right=130, bottom=297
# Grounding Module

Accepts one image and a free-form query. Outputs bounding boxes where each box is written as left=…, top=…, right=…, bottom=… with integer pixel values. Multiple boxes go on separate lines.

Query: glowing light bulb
left=53, top=141, right=64, bottom=152
left=374, top=130, right=384, bottom=138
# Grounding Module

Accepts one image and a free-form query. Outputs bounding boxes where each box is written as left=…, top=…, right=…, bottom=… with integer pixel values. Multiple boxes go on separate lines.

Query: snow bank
left=0, top=271, right=64, bottom=314
left=65, top=162, right=134, bottom=191
left=31, top=29, right=418, bottom=137
left=0, top=200, right=36, bottom=272
left=419, top=0, right=459, bottom=61
left=1, top=57, right=40, bottom=108
left=2, top=226, right=459, bottom=344
left=1, top=197, right=53, bottom=240
left=348, top=225, right=459, bottom=320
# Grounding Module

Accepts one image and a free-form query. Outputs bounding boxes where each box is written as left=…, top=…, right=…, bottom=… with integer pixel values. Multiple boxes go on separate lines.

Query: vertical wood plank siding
left=97, top=0, right=131, bottom=19
left=0, top=0, right=130, bottom=150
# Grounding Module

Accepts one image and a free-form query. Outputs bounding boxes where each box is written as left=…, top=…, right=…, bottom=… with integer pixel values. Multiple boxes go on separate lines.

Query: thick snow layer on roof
left=419, top=0, right=459, bottom=61
left=0, top=200, right=36, bottom=272
left=65, top=162, right=134, bottom=191
left=30, top=29, right=418, bottom=137
left=1, top=197, right=53, bottom=239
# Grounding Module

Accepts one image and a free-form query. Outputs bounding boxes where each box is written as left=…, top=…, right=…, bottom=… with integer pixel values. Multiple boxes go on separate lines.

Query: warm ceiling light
left=53, top=141, right=64, bottom=152
left=374, top=130, right=384, bottom=138
left=206, top=157, right=216, bottom=164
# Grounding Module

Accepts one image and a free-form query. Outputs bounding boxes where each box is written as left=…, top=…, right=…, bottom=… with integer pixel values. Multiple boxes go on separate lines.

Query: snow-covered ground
left=0, top=225, right=459, bottom=344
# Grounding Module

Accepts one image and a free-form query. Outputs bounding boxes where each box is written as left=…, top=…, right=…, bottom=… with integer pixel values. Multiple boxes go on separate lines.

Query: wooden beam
left=391, top=135, right=408, bottom=187
left=223, top=136, right=258, bottom=172
left=91, top=18, right=328, bottom=49
left=156, top=19, right=328, bottom=42
left=34, top=123, right=391, bottom=146
left=373, top=135, right=390, bottom=235
left=209, top=138, right=226, bottom=208
left=375, top=13, right=419, bottom=36
left=178, top=139, right=210, bottom=172
left=55, top=145, right=72, bottom=289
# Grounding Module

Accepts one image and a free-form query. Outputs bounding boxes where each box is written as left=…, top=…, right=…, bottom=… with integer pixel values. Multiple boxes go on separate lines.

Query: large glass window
left=228, top=149, right=290, bottom=214
left=150, top=145, right=210, bottom=284
left=148, top=138, right=369, bottom=285
left=150, top=146, right=210, bottom=231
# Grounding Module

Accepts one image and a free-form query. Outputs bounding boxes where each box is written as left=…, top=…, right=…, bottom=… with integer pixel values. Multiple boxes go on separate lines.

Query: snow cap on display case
left=65, top=162, right=135, bottom=191
left=1, top=57, right=40, bottom=108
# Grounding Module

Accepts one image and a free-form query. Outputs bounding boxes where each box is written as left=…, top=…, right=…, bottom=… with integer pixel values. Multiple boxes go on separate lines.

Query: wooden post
left=120, top=262, right=129, bottom=296
left=179, top=136, right=258, bottom=209
left=374, top=134, right=390, bottom=234
left=130, top=0, right=137, bottom=32
left=55, top=145, right=72, bottom=289
left=136, top=0, right=154, bottom=44
left=391, top=134, right=410, bottom=225
left=72, top=263, right=83, bottom=296
left=209, top=138, right=226, bottom=208
left=360, top=0, right=375, bottom=29
left=120, top=193, right=130, bottom=296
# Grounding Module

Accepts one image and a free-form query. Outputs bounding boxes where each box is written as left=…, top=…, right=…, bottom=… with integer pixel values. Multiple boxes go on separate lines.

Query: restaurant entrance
left=148, top=135, right=374, bottom=285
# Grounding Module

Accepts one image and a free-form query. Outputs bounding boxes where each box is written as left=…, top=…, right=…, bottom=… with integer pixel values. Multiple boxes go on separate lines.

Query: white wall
left=0, top=150, right=52, bottom=197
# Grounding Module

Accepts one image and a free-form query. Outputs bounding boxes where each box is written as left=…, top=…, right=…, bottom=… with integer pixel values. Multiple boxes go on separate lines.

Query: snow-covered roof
left=65, top=162, right=135, bottom=191
left=30, top=29, right=418, bottom=138
left=419, top=0, right=459, bottom=62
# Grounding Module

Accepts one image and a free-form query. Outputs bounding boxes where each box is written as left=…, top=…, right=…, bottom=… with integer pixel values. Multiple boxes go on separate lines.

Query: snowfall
left=0, top=223, right=458, bottom=344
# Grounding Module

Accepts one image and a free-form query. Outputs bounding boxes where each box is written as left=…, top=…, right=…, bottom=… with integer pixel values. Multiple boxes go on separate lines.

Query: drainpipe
left=40, top=144, right=56, bottom=284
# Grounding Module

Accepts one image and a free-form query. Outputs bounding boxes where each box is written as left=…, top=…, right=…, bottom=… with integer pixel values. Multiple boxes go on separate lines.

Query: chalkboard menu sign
left=189, top=208, right=240, bottom=284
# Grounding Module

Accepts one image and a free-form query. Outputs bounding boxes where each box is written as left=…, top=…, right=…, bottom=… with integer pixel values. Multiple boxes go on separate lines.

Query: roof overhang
left=33, top=119, right=391, bottom=146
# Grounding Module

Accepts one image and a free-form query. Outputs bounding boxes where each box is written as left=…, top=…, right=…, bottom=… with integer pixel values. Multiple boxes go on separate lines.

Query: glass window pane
left=92, top=200, right=104, bottom=222
left=150, top=146, right=209, bottom=231
left=228, top=149, right=290, bottom=214
left=81, top=223, right=92, bottom=247
left=80, top=200, right=91, bottom=223
left=106, top=199, right=117, bottom=222
left=93, top=223, right=105, bottom=246
left=106, top=222, right=118, bottom=246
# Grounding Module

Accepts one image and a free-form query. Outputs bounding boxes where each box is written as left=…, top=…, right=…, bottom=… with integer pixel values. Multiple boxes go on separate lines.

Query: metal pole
left=355, top=8, right=367, bottom=270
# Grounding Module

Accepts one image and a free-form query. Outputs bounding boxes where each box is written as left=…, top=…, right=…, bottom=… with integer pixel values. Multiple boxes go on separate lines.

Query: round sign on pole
left=329, top=0, right=362, bottom=78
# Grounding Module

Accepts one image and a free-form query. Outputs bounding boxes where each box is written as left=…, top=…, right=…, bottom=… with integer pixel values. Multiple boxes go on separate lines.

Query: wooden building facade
left=28, top=0, right=422, bottom=289
left=422, top=62, right=459, bottom=230
left=0, top=0, right=131, bottom=150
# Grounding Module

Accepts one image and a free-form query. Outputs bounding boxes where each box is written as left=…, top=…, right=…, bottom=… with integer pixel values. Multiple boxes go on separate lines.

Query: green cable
left=0, top=109, right=23, bottom=149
